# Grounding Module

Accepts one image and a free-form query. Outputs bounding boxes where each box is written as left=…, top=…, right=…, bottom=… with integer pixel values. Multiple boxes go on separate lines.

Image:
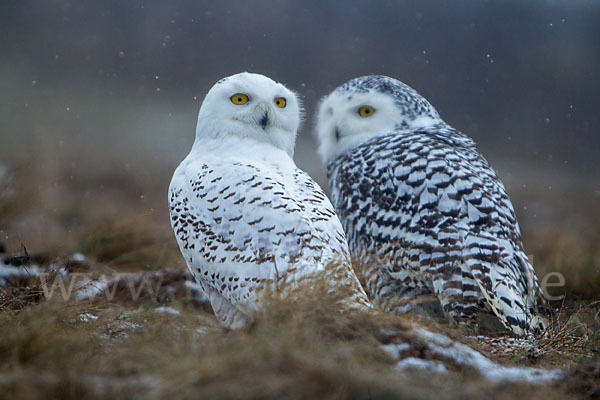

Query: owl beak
left=259, top=111, right=269, bottom=130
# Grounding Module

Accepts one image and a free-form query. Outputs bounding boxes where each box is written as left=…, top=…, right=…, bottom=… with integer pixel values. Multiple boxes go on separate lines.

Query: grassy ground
left=0, top=160, right=599, bottom=399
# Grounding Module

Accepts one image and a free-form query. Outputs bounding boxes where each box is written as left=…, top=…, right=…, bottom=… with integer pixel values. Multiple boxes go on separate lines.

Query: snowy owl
left=315, top=75, right=546, bottom=336
left=169, top=72, right=369, bottom=328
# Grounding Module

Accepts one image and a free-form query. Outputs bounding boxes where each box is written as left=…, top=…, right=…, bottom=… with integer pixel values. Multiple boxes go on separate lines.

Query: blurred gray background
left=0, top=1, right=599, bottom=249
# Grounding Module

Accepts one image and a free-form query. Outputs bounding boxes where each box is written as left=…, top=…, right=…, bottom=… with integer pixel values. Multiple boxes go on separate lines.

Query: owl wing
left=416, top=128, right=545, bottom=335
left=329, top=126, right=544, bottom=335
left=169, top=157, right=362, bottom=324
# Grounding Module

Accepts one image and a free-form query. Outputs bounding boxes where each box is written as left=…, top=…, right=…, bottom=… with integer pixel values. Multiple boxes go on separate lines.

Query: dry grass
left=531, top=230, right=600, bottom=301
left=77, top=216, right=182, bottom=272
left=1, top=162, right=599, bottom=399
left=0, top=285, right=583, bottom=400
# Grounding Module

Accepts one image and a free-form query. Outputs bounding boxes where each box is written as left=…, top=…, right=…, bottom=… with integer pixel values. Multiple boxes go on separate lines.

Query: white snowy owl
left=169, top=72, right=369, bottom=328
left=315, top=75, right=546, bottom=336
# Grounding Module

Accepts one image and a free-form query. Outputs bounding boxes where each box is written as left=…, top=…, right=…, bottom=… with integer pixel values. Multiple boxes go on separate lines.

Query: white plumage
left=315, top=75, right=546, bottom=336
left=169, top=72, right=368, bottom=328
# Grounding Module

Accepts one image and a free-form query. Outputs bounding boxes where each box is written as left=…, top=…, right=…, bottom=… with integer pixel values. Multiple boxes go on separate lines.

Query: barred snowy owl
left=315, top=75, right=546, bottom=336
left=169, top=72, right=369, bottom=328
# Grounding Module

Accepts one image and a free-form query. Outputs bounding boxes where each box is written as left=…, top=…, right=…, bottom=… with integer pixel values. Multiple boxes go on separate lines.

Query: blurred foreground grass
left=0, top=289, right=580, bottom=400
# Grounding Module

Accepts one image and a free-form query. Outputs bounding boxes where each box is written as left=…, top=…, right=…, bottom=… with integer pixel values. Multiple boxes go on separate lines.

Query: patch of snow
left=195, top=326, right=214, bottom=335
left=0, top=263, right=40, bottom=287
left=414, top=328, right=563, bottom=384
left=392, top=304, right=413, bottom=314
left=79, top=313, right=99, bottom=322
left=155, top=306, right=180, bottom=316
left=381, top=343, right=410, bottom=359
left=75, top=279, right=109, bottom=300
left=71, top=252, right=86, bottom=262
left=394, top=357, right=448, bottom=374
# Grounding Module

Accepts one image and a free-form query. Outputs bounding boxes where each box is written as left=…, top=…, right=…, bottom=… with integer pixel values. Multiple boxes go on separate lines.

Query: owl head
left=195, top=72, right=302, bottom=157
left=314, top=75, right=444, bottom=163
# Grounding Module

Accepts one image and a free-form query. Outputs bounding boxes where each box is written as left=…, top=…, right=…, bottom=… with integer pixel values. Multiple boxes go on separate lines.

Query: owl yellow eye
left=358, top=105, right=375, bottom=117
left=274, top=97, right=286, bottom=108
left=230, top=93, right=249, bottom=105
